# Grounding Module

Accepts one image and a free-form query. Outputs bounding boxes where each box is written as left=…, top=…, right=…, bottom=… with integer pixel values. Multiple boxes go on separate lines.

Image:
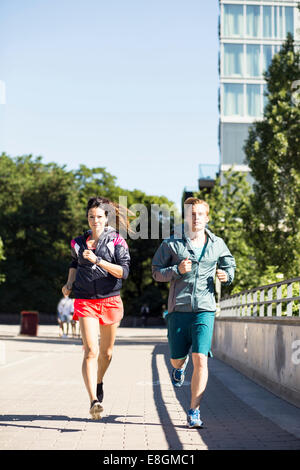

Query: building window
left=274, top=44, right=281, bottom=55
left=274, top=6, right=278, bottom=38
left=274, top=6, right=288, bottom=39
left=246, top=5, right=260, bottom=38
left=224, top=44, right=243, bottom=76
left=223, top=4, right=244, bottom=37
left=246, top=84, right=261, bottom=117
left=285, top=7, right=294, bottom=36
left=263, top=84, right=268, bottom=112
left=263, top=6, right=272, bottom=38
left=223, top=83, right=244, bottom=116
left=246, top=44, right=260, bottom=77
left=278, top=6, right=284, bottom=38
left=263, top=45, right=272, bottom=73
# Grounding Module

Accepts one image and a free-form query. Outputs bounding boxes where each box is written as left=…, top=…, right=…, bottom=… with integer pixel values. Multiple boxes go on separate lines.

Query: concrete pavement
left=0, top=323, right=300, bottom=450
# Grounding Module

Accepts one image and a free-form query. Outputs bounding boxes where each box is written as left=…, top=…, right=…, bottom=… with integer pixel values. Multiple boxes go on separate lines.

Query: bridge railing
left=219, top=277, right=300, bottom=317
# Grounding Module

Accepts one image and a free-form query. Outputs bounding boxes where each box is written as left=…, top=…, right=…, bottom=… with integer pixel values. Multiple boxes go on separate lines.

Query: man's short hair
left=184, top=197, right=209, bottom=215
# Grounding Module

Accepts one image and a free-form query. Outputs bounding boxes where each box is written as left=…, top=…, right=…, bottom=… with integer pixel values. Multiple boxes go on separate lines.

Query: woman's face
left=87, top=207, right=107, bottom=232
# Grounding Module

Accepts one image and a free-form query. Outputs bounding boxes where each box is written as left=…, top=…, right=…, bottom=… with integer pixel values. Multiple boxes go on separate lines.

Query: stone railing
left=213, top=277, right=300, bottom=407
left=219, top=277, right=300, bottom=317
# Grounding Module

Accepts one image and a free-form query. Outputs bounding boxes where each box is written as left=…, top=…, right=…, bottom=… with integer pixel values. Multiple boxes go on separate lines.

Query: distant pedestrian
left=161, top=304, right=168, bottom=323
left=57, top=294, right=74, bottom=338
left=62, top=196, right=131, bottom=420
left=140, top=303, right=150, bottom=327
left=152, top=197, right=236, bottom=428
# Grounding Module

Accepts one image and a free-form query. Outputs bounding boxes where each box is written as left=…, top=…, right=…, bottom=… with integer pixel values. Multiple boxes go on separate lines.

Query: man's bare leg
left=190, top=352, right=208, bottom=409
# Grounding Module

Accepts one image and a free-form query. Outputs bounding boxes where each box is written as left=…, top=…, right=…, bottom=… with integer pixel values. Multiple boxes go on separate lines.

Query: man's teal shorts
left=166, top=311, right=215, bottom=359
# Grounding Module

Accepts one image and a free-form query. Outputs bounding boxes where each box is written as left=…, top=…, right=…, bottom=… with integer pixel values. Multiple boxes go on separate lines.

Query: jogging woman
left=62, top=196, right=131, bottom=419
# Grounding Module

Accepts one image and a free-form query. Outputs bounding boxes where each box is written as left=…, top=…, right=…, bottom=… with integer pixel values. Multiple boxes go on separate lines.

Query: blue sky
left=0, top=0, right=220, bottom=209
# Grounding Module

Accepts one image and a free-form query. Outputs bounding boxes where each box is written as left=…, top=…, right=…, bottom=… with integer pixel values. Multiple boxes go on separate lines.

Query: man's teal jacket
left=152, top=227, right=236, bottom=314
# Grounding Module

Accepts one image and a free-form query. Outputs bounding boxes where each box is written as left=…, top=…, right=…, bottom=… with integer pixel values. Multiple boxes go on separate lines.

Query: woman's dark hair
left=86, top=197, right=111, bottom=217
left=86, top=196, right=133, bottom=236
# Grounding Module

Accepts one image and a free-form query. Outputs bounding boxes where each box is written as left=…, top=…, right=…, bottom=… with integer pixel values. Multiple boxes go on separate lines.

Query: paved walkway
left=0, top=324, right=300, bottom=450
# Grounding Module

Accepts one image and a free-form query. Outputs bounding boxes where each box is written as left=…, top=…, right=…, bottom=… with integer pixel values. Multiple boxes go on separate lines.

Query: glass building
left=219, top=1, right=300, bottom=181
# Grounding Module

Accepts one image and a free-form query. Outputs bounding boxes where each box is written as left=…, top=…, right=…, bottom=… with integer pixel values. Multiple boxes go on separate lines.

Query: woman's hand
left=62, top=267, right=76, bottom=296
left=62, top=284, right=72, bottom=296
left=83, top=249, right=97, bottom=264
left=83, top=249, right=123, bottom=279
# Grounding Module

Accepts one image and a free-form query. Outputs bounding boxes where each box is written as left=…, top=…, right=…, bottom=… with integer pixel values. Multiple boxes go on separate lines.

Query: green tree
left=124, top=190, right=179, bottom=315
left=244, top=34, right=300, bottom=278
left=72, top=167, right=179, bottom=315
left=0, top=237, right=5, bottom=283
left=0, top=154, right=178, bottom=316
left=0, top=153, right=82, bottom=313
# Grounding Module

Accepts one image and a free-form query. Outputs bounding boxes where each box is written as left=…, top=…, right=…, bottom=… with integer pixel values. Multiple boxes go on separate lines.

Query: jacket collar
left=83, top=225, right=116, bottom=240
left=204, top=227, right=217, bottom=242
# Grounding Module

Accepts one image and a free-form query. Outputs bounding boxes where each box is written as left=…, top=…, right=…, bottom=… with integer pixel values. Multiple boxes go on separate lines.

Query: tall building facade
left=219, top=0, right=300, bottom=181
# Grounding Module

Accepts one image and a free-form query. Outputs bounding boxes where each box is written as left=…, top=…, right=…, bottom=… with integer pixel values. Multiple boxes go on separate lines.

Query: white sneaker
left=89, top=400, right=103, bottom=420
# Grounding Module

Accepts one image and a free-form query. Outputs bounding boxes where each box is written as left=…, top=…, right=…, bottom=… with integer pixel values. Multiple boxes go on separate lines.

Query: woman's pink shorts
left=73, top=296, right=124, bottom=325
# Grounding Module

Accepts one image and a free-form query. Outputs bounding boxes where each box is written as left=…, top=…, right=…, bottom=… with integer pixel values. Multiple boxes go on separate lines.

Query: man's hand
left=216, top=269, right=228, bottom=283
left=83, top=249, right=97, bottom=264
left=178, top=257, right=192, bottom=275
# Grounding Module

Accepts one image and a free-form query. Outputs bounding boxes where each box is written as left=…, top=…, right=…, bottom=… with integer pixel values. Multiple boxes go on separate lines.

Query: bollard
left=20, top=311, right=39, bottom=336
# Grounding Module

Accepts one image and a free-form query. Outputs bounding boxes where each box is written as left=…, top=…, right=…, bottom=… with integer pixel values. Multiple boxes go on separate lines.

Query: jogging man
left=152, top=197, right=236, bottom=428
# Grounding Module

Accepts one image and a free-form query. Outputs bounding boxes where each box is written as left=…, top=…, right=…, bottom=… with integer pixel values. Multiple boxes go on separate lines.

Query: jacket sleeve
left=217, top=240, right=236, bottom=286
left=152, top=240, right=182, bottom=282
left=113, top=236, right=130, bottom=280
left=69, top=239, right=79, bottom=270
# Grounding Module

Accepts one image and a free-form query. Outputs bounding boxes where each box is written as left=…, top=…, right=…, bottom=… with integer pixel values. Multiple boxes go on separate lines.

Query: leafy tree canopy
left=244, top=34, right=300, bottom=278
left=0, top=153, right=176, bottom=315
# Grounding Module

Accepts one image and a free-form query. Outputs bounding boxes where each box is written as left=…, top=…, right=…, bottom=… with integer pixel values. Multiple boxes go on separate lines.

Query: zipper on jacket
left=191, top=263, right=199, bottom=312
left=191, top=241, right=208, bottom=311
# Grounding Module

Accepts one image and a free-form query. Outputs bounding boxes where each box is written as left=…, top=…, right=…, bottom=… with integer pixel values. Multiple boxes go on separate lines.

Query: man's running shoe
left=89, top=400, right=103, bottom=420
left=171, top=355, right=189, bottom=388
left=187, top=408, right=203, bottom=428
left=97, top=382, right=104, bottom=403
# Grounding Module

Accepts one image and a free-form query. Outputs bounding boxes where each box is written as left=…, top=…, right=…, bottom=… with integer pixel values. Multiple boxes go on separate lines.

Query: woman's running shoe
left=89, top=400, right=103, bottom=420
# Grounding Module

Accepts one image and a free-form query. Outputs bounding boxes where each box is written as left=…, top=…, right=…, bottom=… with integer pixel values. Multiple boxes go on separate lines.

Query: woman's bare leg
left=79, top=317, right=99, bottom=403
left=97, top=322, right=119, bottom=384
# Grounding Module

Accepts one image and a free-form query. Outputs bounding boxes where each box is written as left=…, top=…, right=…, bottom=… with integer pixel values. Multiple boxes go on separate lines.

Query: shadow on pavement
left=0, top=336, right=82, bottom=346
left=99, top=414, right=176, bottom=426
left=0, top=414, right=92, bottom=432
left=156, top=345, right=300, bottom=450
left=0, top=336, right=168, bottom=348
left=151, top=343, right=187, bottom=450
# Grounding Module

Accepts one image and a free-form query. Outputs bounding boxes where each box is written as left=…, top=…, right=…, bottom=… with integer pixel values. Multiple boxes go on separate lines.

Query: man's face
left=185, top=204, right=209, bottom=233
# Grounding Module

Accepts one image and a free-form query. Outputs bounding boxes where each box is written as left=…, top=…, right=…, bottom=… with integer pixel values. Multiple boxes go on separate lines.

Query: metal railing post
left=259, top=289, right=264, bottom=317
left=276, top=285, right=282, bottom=316
left=287, top=283, right=293, bottom=316
left=267, top=287, right=273, bottom=317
